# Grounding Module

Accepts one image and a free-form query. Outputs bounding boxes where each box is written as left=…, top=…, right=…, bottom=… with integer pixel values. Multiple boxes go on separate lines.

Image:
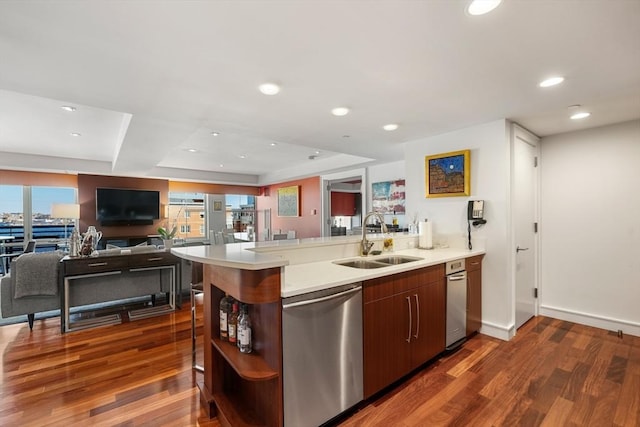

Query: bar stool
left=190, top=261, right=204, bottom=372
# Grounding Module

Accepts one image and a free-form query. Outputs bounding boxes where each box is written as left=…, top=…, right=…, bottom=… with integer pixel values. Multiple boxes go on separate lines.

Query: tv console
left=59, top=250, right=181, bottom=333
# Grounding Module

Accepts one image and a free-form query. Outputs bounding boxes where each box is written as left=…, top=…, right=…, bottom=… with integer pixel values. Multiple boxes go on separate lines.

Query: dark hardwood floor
left=338, top=317, right=640, bottom=427
left=1, top=297, right=638, bottom=427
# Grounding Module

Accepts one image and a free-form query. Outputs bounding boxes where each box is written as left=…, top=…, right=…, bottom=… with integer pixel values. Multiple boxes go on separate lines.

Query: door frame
left=320, top=168, right=366, bottom=237
left=510, top=123, right=540, bottom=332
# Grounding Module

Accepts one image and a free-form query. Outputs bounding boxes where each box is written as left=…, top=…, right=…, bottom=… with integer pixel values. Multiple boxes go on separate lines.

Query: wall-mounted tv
left=96, top=188, right=160, bottom=226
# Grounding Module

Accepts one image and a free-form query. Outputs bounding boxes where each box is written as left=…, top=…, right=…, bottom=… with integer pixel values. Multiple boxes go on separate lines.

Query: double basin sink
left=333, top=255, right=423, bottom=269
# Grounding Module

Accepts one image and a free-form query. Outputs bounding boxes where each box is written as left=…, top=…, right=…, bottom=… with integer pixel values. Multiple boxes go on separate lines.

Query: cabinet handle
left=413, top=294, right=420, bottom=339
left=147, top=257, right=163, bottom=261
left=87, top=262, right=108, bottom=267
left=406, top=296, right=412, bottom=343
left=470, top=261, right=480, bottom=266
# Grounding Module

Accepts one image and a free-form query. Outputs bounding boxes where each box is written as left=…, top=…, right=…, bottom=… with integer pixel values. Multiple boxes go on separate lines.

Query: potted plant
left=157, top=225, right=177, bottom=248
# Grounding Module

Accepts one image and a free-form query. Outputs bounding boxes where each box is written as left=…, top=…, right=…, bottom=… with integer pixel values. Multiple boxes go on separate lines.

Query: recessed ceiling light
left=239, top=154, right=247, bottom=159
left=258, top=82, right=281, bottom=95
left=219, top=164, right=224, bottom=168
left=270, top=142, right=277, bottom=147
left=70, top=132, right=81, bottom=137
left=211, top=131, right=220, bottom=136
left=570, top=112, right=591, bottom=120
left=315, top=150, right=320, bottom=154
left=383, top=124, right=399, bottom=131
left=568, top=105, right=591, bottom=120
left=186, top=148, right=198, bottom=153
left=61, top=105, right=76, bottom=112
left=539, top=76, right=565, bottom=88
left=467, top=0, right=502, bottom=16
left=331, top=107, right=350, bottom=116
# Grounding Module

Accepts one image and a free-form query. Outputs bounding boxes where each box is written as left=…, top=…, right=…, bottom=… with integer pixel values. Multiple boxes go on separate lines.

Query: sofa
left=1, top=246, right=178, bottom=330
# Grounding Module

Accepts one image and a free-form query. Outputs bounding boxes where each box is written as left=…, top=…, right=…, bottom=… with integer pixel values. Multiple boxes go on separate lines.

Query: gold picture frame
left=277, top=185, right=300, bottom=217
left=425, top=149, right=470, bottom=197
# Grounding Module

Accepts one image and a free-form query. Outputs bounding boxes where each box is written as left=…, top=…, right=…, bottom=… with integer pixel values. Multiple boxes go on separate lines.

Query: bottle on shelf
left=219, top=294, right=232, bottom=341
left=238, top=303, right=252, bottom=353
left=228, top=302, right=239, bottom=344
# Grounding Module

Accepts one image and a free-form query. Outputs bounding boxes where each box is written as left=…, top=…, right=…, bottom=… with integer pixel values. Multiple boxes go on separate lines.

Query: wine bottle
left=228, top=302, right=239, bottom=344
left=219, top=294, right=231, bottom=341
left=238, top=304, right=252, bottom=353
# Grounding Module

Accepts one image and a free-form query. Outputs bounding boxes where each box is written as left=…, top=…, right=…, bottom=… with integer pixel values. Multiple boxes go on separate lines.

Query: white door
left=513, top=126, right=538, bottom=329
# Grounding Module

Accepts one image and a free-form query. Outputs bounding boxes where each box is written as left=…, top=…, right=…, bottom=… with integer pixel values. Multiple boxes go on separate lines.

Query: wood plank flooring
left=1, top=299, right=639, bottom=426
left=338, top=317, right=640, bottom=427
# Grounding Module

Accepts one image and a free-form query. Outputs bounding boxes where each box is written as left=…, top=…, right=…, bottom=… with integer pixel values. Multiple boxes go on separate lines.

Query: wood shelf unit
left=201, top=264, right=283, bottom=427
left=211, top=337, right=278, bottom=381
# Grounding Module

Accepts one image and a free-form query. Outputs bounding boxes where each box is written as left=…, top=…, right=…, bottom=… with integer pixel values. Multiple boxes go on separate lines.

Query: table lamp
left=51, top=203, right=80, bottom=251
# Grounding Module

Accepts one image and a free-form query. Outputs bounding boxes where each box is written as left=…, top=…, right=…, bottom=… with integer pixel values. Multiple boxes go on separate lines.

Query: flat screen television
left=96, top=188, right=160, bottom=225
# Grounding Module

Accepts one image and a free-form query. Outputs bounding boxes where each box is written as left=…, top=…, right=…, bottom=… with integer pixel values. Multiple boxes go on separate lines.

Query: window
left=0, top=185, right=76, bottom=252
left=167, top=192, right=204, bottom=241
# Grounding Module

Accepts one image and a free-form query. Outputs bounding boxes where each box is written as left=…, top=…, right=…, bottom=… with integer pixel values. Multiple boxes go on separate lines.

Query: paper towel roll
left=418, top=220, right=433, bottom=249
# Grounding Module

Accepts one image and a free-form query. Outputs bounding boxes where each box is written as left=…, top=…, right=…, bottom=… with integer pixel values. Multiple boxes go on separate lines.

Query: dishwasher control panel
left=445, top=259, right=466, bottom=275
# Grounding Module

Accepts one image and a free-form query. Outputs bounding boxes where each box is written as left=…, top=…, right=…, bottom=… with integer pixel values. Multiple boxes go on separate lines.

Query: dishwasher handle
left=448, top=273, right=467, bottom=281
left=282, top=286, right=362, bottom=309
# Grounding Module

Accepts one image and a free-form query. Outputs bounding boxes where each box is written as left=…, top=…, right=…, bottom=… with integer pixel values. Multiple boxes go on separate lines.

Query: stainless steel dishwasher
left=282, top=283, right=363, bottom=427
left=446, top=259, right=467, bottom=351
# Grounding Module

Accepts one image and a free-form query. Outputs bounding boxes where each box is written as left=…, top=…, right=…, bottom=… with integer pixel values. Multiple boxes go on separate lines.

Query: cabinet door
left=466, top=267, right=482, bottom=336
left=409, top=280, right=445, bottom=370
left=330, top=192, right=355, bottom=216
left=363, top=296, right=408, bottom=398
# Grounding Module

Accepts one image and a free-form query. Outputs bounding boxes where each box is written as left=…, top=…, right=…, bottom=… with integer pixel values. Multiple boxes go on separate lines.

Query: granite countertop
left=172, top=241, right=484, bottom=298
left=282, top=247, right=484, bottom=297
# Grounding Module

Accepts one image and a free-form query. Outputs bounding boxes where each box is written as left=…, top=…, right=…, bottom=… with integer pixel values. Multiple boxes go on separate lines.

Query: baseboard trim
left=540, top=305, right=640, bottom=338
left=480, top=320, right=515, bottom=341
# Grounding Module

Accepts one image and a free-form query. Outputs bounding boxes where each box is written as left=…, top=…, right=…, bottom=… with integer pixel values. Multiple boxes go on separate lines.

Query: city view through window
left=0, top=185, right=76, bottom=252
left=1, top=186, right=257, bottom=251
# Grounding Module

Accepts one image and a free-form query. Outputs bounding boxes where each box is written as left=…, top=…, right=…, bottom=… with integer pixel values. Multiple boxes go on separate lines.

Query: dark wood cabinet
left=330, top=192, right=356, bottom=216
left=363, top=265, right=445, bottom=398
left=466, top=254, right=484, bottom=337
left=201, top=264, right=283, bottom=426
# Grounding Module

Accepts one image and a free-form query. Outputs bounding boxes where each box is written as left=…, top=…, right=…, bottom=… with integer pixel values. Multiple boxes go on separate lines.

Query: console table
left=59, top=250, right=181, bottom=333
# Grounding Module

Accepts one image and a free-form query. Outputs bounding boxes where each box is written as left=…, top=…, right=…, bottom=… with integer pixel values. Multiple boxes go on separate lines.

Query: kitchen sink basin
left=333, top=259, right=389, bottom=269
left=333, top=255, right=423, bottom=269
left=373, top=255, right=424, bottom=265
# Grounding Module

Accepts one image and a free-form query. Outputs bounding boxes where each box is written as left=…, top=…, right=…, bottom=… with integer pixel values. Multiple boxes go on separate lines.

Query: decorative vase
left=163, top=239, right=174, bottom=249
left=81, top=226, right=102, bottom=256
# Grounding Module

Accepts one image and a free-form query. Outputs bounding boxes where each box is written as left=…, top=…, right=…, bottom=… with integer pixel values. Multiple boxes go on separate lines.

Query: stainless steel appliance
left=446, top=259, right=467, bottom=350
left=282, top=283, right=363, bottom=427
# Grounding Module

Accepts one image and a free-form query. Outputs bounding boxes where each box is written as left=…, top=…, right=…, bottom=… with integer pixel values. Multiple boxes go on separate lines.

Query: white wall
left=540, top=120, right=640, bottom=336
left=404, top=119, right=514, bottom=339
left=367, top=161, right=407, bottom=227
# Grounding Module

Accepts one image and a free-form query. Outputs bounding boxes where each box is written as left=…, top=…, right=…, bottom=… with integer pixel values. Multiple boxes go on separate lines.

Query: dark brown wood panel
left=206, top=264, right=281, bottom=304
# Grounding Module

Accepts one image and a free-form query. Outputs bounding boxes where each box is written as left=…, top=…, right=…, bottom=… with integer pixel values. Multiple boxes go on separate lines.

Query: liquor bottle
left=228, top=302, right=239, bottom=344
left=238, top=304, right=252, bottom=354
left=219, top=294, right=232, bottom=341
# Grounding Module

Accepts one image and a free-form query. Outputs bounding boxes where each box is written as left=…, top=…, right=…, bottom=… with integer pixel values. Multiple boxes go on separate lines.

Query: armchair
left=0, top=251, right=63, bottom=329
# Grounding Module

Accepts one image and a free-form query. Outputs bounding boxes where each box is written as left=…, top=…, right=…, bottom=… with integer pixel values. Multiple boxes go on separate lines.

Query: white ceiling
left=1, top=1, right=639, bottom=186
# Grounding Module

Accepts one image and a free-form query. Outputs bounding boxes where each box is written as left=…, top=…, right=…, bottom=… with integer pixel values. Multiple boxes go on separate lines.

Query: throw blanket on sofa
left=14, top=251, right=64, bottom=299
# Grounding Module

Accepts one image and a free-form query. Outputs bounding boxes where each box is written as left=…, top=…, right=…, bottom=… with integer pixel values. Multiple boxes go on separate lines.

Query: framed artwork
left=425, top=149, right=470, bottom=197
left=372, top=179, right=406, bottom=213
left=213, top=201, right=223, bottom=211
left=277, top=185, right=300, bottom=217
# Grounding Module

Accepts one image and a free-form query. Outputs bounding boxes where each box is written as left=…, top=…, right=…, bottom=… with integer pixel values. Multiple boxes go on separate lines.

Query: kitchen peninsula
left=172, top=234, right=485, bottom=426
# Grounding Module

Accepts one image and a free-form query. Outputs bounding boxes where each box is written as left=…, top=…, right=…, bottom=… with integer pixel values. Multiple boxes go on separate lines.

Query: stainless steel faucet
left=361, top=212, right=388, bottom=256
